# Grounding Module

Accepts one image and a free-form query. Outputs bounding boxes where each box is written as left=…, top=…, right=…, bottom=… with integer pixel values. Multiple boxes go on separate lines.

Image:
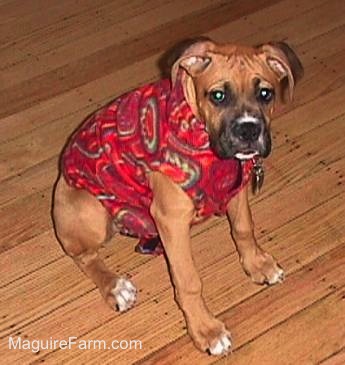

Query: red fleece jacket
left=62, top=78, right=253, bottom=253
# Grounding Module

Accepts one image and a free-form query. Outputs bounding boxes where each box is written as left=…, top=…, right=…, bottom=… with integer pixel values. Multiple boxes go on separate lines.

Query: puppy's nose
left=233, top=122, right=262, bottom=142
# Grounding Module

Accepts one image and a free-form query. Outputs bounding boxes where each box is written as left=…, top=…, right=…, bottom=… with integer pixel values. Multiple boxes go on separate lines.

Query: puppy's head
left=171, top=39, right=303, bottom=160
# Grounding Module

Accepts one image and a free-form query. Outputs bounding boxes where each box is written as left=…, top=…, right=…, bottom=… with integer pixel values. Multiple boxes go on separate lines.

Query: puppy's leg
left=53, top=177, right=136, bottom=312
left=149, top=172, right=231, bottom=355
left=227, top=185, right=284, bottom=285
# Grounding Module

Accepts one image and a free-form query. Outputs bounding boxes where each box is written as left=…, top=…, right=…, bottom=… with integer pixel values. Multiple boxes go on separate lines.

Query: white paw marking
left=268, top=267, right=285, bottom=285
left=111, top=278, right=137, bottom=312
left=209, top=333, right=232, bottom=356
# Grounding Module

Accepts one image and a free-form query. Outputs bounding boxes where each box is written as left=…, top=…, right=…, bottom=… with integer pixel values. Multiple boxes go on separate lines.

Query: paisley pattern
left=62, top=78, right=253, bottom=254
left=160, top=148, right=200, bottom=190
left=140, top=96, right=160, bottom=154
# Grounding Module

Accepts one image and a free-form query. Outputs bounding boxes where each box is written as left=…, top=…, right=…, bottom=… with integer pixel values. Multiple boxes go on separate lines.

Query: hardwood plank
left=242, top=0, right=345, bottom=45
left=208, top=0, right=327, bottom=43
left=0, top=0, right=158, bottom=45
left=214, top=291, right=345, bottom=364
left=0, top=1, right=113, bottom=25
left=253, top=103, right=345, bottom=203
left=0, top=0, right=222, bottom=83
left=272, top=85, right=345, bottom=149
left=319, top=350, right=345, bottom=365
left=0, top=187, right=53, bottom=253
left=2, top=0, right=326, bottom=90
left=0, top=230, right=62, bottom=288
left=0, top=157, right=58, bottom=207
left=0, top=0, right=277, bottom=119
left=0, top=55, right=157, bottom=144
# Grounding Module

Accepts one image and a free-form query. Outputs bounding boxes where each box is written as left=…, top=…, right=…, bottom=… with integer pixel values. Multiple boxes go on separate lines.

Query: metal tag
left=252, top=158, right=264, bottom=195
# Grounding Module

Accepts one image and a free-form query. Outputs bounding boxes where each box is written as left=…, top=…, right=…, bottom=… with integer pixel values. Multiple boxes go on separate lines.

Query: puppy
left=53, top=38, right=303, bottom=355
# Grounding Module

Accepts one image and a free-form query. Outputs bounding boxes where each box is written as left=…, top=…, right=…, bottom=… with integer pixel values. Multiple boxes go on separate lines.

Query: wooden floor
left=1, top=0, right=345, bottom=364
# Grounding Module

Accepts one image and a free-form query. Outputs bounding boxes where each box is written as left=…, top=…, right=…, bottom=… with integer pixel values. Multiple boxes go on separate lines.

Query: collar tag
left=252, top=157, right=264, bottom=195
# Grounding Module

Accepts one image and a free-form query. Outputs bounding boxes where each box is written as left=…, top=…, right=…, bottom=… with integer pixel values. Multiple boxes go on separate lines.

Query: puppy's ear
left=260, top=42, right=304, bottom=102
left=170, top=38, right=216, bottom=85
left=158, top=36, right=211, bottom=78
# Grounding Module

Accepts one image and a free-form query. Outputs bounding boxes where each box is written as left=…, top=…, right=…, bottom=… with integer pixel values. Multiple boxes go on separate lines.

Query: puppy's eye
left=258, top=88, right=274, bottom=103
left=210, top=90, right=226, bottom=105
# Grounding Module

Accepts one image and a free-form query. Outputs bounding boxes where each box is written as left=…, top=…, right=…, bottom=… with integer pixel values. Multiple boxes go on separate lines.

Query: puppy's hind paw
left=111, top=277, right=137, bottom=312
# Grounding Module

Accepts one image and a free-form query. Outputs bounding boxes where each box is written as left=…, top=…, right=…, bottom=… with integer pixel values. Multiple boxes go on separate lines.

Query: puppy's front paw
left=241, top=250, right=284, bottom=285
left=208, top=331, right=232, bottom=356
left=187, top=316, right=232, bottom=356
left=111, top=277, right=137, bottom=312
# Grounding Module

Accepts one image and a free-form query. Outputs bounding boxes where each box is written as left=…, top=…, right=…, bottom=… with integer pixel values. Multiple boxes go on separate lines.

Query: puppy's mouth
left=212, top=139, right=263, bottom=160
left=212, top=131, right=266, bottom=160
